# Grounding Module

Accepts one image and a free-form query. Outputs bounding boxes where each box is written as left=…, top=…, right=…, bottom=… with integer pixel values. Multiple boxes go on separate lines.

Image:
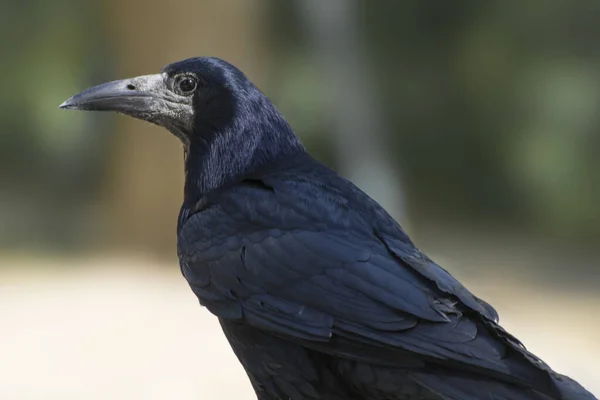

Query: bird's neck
left=182, top=105, right=304, bottom=205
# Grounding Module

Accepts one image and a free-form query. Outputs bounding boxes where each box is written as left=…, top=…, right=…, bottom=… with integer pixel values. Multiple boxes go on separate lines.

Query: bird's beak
left=59, top=74, right=166, bottom=115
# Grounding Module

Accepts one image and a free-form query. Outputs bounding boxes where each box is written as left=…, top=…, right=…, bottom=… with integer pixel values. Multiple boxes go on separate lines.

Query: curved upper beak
left=59, top=74, right=165, bottom=114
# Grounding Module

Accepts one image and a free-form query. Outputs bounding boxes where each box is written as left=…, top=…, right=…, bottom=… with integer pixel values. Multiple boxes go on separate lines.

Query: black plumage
left=61, top=57, right=597, bottom=400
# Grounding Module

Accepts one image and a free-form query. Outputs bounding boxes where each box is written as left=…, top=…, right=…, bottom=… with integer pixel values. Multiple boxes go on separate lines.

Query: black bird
left=60, top=57, right=596, bottom=400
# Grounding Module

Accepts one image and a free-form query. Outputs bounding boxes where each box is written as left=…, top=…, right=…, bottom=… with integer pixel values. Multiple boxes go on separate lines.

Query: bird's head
left=60, top=57, right=294, bottom=149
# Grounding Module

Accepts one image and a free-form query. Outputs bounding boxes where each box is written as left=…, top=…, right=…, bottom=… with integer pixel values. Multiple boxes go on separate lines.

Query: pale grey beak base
left=59, top=73, right=193, bottom=146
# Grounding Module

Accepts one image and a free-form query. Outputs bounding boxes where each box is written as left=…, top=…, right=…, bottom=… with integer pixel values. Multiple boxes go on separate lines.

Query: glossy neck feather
left=182, top=86, right=304, bottom=205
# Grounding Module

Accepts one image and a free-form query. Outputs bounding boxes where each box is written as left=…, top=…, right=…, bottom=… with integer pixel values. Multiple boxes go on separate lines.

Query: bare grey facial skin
left=60, top=73, right=195, bottom=146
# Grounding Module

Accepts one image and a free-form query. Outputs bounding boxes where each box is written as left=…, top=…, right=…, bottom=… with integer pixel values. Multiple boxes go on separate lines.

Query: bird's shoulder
left=177, top=154, right=410, bottom=267
left=185, top=154, right=409, bottom=237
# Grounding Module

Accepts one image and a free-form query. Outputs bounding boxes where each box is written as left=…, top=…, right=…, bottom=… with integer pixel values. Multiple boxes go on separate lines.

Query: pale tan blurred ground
left=1, top=255, right=598, bottom=400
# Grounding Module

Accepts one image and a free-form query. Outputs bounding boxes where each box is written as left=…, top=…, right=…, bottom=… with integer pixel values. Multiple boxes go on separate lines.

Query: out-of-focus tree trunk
left=296, top=0, right=407, bottom=225
left=100, top=0, right=268, bottom=257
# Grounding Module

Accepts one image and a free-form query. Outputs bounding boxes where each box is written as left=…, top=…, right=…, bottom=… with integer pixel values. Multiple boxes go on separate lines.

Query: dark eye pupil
left=179, top=77, right=196, bottom=93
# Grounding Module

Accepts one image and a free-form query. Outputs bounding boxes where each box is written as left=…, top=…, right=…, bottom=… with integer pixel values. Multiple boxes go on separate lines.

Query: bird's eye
left=175, top=75, right=198, bottom=95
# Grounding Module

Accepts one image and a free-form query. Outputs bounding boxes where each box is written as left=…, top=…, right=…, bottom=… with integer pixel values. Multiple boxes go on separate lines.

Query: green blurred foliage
left=0, top=1, right=112, bottom=249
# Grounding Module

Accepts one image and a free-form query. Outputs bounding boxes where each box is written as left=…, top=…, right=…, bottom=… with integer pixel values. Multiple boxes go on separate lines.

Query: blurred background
left=1, top=0, right=598, bottom=398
